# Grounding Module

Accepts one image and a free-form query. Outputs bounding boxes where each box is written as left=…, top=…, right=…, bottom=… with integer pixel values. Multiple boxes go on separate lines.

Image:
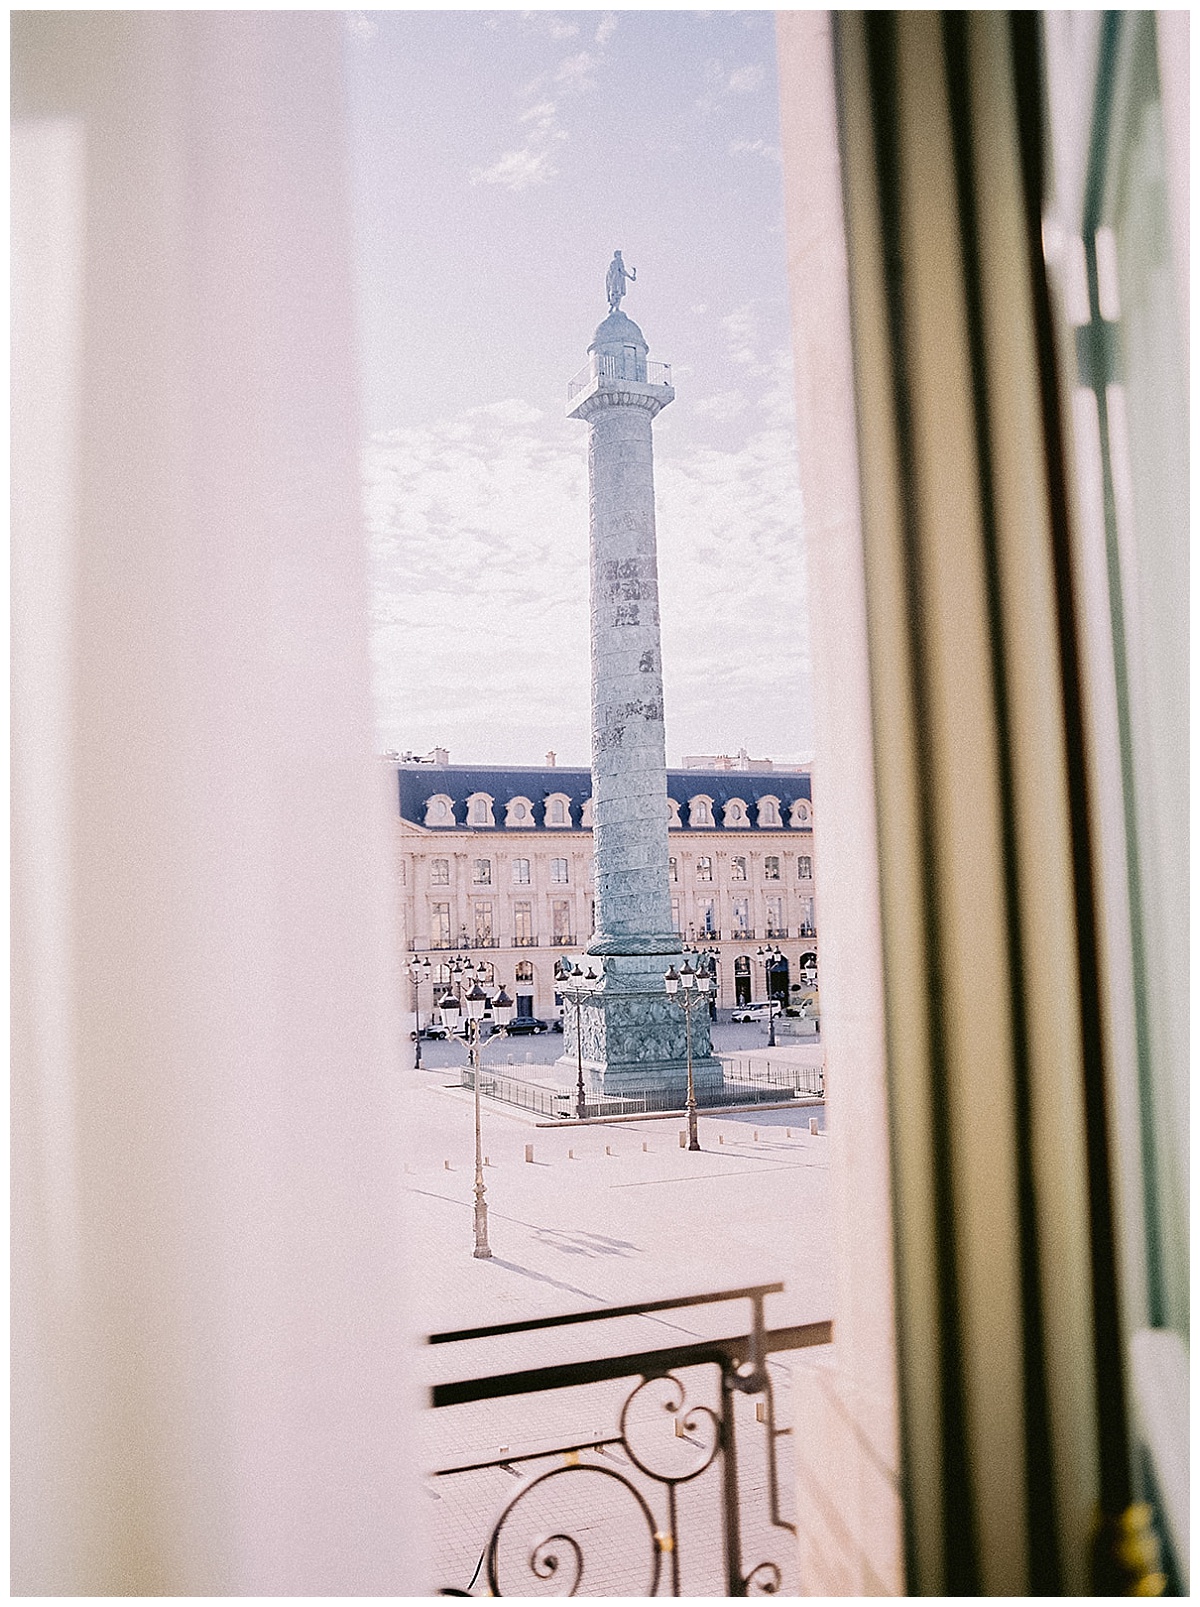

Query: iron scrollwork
left=429, top=1285, right=832, bottom=1597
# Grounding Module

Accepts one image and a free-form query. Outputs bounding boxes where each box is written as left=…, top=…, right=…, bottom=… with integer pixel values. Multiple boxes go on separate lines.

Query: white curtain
left=12, top=14, right=424, bottom=1593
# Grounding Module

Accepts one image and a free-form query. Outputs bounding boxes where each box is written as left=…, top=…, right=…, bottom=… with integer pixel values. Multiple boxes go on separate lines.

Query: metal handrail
left=567, top=352, right=673, bottom=401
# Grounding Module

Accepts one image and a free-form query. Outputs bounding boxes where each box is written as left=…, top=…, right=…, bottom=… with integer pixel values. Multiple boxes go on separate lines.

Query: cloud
left=364, top=381, right=810, bottom=764
left=730, top=137, right=781, bottom=163
left=344, top=11, right=377, bottom=41
left=594, top=13, right=618, bottom=46
left=727, top=63, right=765, bottom=93
left=696, top=57, right=769, bottom=114
left=722, top=303, right=761, bottom=368
left=693, top=390, right=749, bottom=423
left=469, top=23, right=614, bottom=192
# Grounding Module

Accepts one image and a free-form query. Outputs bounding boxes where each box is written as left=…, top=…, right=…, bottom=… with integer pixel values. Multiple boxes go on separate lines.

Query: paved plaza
left=406, top=1032, right=832, bottom=1596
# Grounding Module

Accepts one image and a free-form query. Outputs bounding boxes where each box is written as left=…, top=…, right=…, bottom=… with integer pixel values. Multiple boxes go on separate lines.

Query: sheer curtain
left=12, top=14, right=423, bottom=1593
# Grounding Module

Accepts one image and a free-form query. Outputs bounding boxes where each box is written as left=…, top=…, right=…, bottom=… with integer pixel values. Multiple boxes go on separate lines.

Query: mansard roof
left=395, top=763, right=812, bottom=830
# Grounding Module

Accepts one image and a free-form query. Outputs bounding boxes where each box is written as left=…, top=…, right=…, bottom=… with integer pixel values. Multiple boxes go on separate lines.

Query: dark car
left=503, top=1016, right=549, bottom=1035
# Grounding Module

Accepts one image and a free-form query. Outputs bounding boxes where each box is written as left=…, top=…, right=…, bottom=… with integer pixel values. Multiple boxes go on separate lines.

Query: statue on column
left=605, top=249, right=636, bottom=313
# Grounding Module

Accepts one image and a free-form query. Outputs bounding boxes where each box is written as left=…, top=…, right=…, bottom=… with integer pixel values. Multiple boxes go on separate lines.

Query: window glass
left=697, top=855, right=713, bottom=882
left=669, top=856, right=678, bottom=881
left=472, top=859, right=491, bottom=885
left=474, top=902, right=493, bottom=944
left=550, top=857, right=569, bottom=884
left=513, top=902, right=533, bottom=944
left=430, top=858, right=450, bottom=886
left=764, top=856, right=780, bottom=880
left=551, top=899, right=572, bottom=942
left=431, top=902, right=450, bottom=949
left=731, top=856, right=747, bottom=881
left=798, top=855, right=812, bottom=880
left=512, top=858, right=530, bottom=884
left=550, top=798, right=565, bottom=823
left=515, top=960, right=533, bottom=984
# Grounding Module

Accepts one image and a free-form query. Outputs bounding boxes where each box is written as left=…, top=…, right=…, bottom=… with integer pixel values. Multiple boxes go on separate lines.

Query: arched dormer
left=581, top=797, right=594, bottom=828
left=756, top=794, right=782, bottom=828
left=789, top=797, right=813, bottom=829
left=688, top=794, right=715, bottom=828
left=424, top=793, right=456, bottom=828
left=466, top=792, right=495, bottom=828
left=667, top=797, right=682, bottom=828
left=504, top=796, right=534, bottom=827
left=722, top=797, right=750, bottom=828
left=544, top=792, right=573, bottom=827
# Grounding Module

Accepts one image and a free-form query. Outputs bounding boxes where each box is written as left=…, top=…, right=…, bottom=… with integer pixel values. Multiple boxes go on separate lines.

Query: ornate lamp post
left=664, top=959, right=713, bottom=1151
left=438, top=977, right=515, bottom=1259
left=557, top=957, right=600, bottom=1120
left=756, top=943, right=784, bottom=1048
left=408, top=954, right=432, bottom=1068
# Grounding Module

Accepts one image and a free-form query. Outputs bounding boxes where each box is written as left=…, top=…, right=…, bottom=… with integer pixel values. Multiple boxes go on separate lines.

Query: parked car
left=730, top=1000, right=780, bottom=1023
left=503, top=1016, right=550, bottom=1036
left=418, top=1023, right=449, bottom=1040
left=550, top=1017, right=564, bottom=1033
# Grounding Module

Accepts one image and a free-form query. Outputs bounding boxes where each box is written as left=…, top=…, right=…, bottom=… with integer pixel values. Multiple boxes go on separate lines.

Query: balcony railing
left=764, top=927, right=788, bottom=939
left=429, top=1284, right=831, bottom=1597
left=472, top=935, right=501, bottom=949
left=797, top=926, right=817, bottom=939
left=552, top=932, right=575, bottom=947
left=511, top=934, right=539, bottom=947
left=568, top=351, right=673, bottom=401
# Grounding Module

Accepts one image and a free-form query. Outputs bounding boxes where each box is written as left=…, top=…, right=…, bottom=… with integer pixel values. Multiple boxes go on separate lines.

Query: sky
left=345, top=10, right=811, bottom=768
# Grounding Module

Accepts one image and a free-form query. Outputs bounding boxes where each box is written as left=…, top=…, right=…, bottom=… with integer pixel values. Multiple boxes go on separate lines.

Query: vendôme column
left=564, top=255, right=720, bottom=1098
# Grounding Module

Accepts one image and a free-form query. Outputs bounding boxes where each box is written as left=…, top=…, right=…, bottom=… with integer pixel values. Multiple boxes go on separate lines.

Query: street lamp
left=756, top=943, right=784, bottom=1047
left=557, top=957, right=599, bottom=1120
left=408, top=954, right=432, bottom=1068
left=438, top=976, right=515, bottom=1259
left=665, top=959, right=713, bottom=1151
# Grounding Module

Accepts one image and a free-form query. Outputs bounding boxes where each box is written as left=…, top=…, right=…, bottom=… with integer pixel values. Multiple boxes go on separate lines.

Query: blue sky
left=346, top=10, right=811, bottom=766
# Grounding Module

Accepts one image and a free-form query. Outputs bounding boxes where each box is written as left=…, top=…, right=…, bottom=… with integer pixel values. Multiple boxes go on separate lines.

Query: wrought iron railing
left=511, top=934, right=539, bottom=947
left=429, top=1284, right=830, bottom=1597
left=552, top=931, right=575, bottom=947
left=764, top=927, right=789, bottom=939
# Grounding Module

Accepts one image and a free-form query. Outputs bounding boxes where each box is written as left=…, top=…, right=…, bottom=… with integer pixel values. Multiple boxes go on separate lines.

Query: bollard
left=605, top=1144, right=614, bottom=1157
left=484, top=1155, right=491, bottom=1167
left=568, top=1148, right=575, bottom=1159
left=674, top=1416, right=686, bottom=1439
left=810, top=1117, right=819, bottom=1136
left=719, top=1133, right=725, bottom=1145
left=443, top=1160, right=451, bottom=1170
left=642, top=1141, right=649, bottom=1153
left=755, top=1401, right=767, bottom=1424
left=678, top=1131, right=687, bottom=1149
left=524, top=1143, right=534, bottom=1163
left=753, top=1129, right=759, bottom=1142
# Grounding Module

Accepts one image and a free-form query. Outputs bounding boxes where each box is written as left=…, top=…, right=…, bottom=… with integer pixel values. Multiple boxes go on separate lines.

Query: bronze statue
left=605, top=249, right=636, bottom=313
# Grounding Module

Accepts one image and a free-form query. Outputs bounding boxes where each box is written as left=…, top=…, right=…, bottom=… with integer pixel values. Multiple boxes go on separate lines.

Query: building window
left=732, top=897, right=750, bottom=934
left=689, top=795, right=714, bottom=827
left=431, top=902, right=451, bottom=949
left=589, top=898, right=595, bottom=935
left=764, top=855, right=780, bottom=880
left=731, top=856, right=747, bottom=881
left=545, top=792, right=572, bottom=827
left=696, top=855, right=713, bottom=882
left=667, top=797, right=682, bottom=827
left=766, top=896, right=784, bottom=936
left=551, top=799, right=565, bottom=823
left=424, top=794, right=454, bottom=827
left=552, top=899, right=572, bottom=943
left=798, top=855, right=812, bottom=880
left=474, top=902, right=493, bottom=945
left=473, top=858, right=491, bottom=885
left=789, top=797, right=812, bottom=828
left=669, top=856, right=678, bottom=882
left=515, top=960, right=533, bottom=984
left=550, top=857, right=569, bottom=884
left=467, top=793, right=495, bottom=827
left=505, top=796, right=533, bottom=826
left=723, top=797, right=749, bottom=827
left=430, top=858, right=450, bottom=886
left=798, top=898, right=815, bottom=937
left=513, top=901, right=533, bottom=945
left=671, top=897, right=681, bottom=932
left=757, top=795, right=782, bottom=827
left=698, top=898, right=716, bottom=937
left=512, top=858, right=530, bottom=884
left=581, top=797, right=594, bottom=827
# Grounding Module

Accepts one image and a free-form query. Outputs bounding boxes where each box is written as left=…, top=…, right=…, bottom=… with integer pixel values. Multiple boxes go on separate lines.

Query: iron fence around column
left=461, top=1059, right=823, bottom=1119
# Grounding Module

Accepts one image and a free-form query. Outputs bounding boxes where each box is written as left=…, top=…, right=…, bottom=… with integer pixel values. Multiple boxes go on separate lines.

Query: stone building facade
left=394, top=756, right=818, bottom=1021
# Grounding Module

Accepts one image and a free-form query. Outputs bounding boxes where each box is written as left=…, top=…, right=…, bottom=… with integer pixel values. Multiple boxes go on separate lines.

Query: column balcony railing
left=567, top=351, right=673, bottom=401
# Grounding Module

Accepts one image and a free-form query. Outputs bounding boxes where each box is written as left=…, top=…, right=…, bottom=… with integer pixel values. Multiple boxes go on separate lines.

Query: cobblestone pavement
left=407, top=1065, right=832, bottom=1596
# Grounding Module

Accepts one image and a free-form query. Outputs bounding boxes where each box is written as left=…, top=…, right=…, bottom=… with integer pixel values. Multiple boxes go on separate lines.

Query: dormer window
left=424, top=794, right=455, bottom=827
left=545, top=792, right=573, bottom=828
left=466, top=792, right=495, bottom=827
left=504, top=796, right=533, bottom=827
left=667, top=797, right=682, bottom=827
left=789, top=797, right=813, bottom=829
left=689, top=795, right=714, bottom=828
left=757, top=795, right=782, bottom=827
left=723, top=797, right=749, bottom=828
left=581, top=797, right=594, bottom=827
